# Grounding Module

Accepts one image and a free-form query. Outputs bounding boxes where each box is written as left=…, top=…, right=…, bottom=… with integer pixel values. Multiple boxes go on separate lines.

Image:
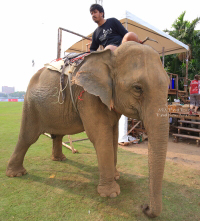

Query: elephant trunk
left=142, top=100, right=169, bottom=218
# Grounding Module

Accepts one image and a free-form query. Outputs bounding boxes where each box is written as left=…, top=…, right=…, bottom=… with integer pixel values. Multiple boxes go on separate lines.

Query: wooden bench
left=176, top=126, right=200, bottom=133
left=178, top=120, right=200, bottom=125
left=173, top=120, right=200, bottom=147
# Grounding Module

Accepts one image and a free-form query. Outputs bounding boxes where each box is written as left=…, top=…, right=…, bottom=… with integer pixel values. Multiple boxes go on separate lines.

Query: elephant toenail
left=16, top=173, right=22, bottom=177
left=115, top=175, right=120, bottom=180
left=141, top=204, right=149, bottom=212
left=100, top=193, right=107, bottom=197
left=110, top=193, right=117, bottom=198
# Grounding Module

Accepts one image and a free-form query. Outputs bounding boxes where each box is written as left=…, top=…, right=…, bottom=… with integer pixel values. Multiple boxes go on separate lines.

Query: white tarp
left=118, top=115, right=129, bottom=142
left=118, top=115, right=138, bottom=143
left=120, top=11, right=189, bottom=55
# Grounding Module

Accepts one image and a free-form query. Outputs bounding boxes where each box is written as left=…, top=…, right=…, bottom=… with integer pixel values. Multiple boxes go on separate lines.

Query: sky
left=0, top=0, right=200, bottom=92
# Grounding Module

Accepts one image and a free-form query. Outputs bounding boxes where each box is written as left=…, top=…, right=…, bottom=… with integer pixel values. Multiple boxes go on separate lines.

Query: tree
left=0, top=93, right=8, bottom=98
left=164, top=11, right=200, bottom=89
left=9, top=91, right=26, bottom=98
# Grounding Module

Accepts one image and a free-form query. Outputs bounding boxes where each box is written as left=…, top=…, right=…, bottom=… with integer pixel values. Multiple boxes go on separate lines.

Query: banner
left=0, top=99, right=24, bottom=102
left=8, top=99, right=18, bottom=102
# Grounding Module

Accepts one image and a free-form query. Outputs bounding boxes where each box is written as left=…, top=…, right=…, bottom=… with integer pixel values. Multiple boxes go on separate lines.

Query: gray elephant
left=6, top=42, right=169, bottom=218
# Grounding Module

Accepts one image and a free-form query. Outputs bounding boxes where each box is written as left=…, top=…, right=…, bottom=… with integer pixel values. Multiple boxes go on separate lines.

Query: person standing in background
left=189, top=74, right=199, bottom=115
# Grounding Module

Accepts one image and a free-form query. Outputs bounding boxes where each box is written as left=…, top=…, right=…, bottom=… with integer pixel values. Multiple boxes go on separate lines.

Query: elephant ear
left=72, top=49, right=114, bottom=110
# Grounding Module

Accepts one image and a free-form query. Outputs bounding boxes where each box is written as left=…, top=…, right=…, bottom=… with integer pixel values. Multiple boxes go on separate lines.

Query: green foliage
left=9, top=91, right=26, bottom=98
left=0, top=92, right=8, bottom=98
left=164, top=11, right=200, bottom=83
left=0, top=103, right=200, bottom=220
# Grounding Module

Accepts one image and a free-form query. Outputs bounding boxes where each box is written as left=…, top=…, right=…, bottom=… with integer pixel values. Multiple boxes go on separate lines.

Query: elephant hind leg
left=6, top=134, right=40, bottom=177
left=6, top=111, right=41, bottom=177
left=51, top=135, right=66, bottom=161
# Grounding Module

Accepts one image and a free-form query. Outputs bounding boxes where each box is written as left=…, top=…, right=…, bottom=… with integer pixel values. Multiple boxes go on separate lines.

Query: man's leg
left=194, top=95, right=200, bottom=113
left=189, top=95, right=195, bottom=114
left=122, top=32, right=142, bottom=44
left=190, top=104, right=194, bottom=110
left=189, top=104, right=194, bottom=114
left=104, top=45, right=118, bottom=51
left=104, top=31, right=142, bottom=52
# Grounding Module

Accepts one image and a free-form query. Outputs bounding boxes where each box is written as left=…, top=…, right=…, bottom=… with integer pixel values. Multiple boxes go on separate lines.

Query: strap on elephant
left=59, top=52, right=89, bottom=114
left=68, top=72, right=79, bottom=114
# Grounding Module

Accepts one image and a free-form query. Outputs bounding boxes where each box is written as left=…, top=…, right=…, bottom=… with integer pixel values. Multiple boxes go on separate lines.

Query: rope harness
left=59, top=52, right=89, bottom=113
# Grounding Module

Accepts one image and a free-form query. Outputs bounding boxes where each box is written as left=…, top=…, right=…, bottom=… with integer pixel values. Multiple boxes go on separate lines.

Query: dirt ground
left=119, top=135, right=200, bottom=170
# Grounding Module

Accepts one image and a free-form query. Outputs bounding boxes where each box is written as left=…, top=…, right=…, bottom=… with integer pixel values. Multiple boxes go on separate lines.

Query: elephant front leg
left=79, top=101, right=120, bottom=198
left=97, top=144, right=120, bottom=197
left=113, top=123, right=120, bottom=180
left=96, top=139, right=120, bottom=198
left=51, top=135, right=66, bottom=161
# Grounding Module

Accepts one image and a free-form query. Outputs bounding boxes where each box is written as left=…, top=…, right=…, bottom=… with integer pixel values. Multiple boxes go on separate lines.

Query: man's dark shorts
left=190, top=94, right=200, bottom=106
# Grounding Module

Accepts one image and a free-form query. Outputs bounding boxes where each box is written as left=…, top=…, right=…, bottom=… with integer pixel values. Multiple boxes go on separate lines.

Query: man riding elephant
left=90, top=4, right=142, bottom=52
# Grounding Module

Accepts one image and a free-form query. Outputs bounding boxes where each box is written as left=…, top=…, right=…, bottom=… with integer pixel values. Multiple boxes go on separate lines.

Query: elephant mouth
left=129, top=105, right=140, bottom=119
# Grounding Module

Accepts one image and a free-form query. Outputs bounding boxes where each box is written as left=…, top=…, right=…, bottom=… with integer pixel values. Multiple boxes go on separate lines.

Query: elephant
left=6, top=41, right=169, bottom=218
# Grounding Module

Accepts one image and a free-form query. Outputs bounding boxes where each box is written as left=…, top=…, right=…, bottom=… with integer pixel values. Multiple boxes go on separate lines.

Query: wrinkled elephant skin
left=6, top=42, right=169, bottom=218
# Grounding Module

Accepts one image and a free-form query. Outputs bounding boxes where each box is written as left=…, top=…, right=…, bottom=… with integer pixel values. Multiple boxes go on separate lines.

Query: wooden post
left=68, top=135, right=76, bottom=154
left=59, top=27, right=92, bottom=41
left=125, top=18, right=128, bottom=30
left=185, top=50, right=189, bottom=96
left=170, top=74, right=172, bottom=89
left=176, top=75, right=179, bottom=99
left=57, top=27, right=92, bottom=56
left=43, top=133, right=78, bottom=153
left=57, top=28, right=62, bottom=59
left=162, top=47, right=165, bottom=67
left=127, top=121, right=141, bottom=135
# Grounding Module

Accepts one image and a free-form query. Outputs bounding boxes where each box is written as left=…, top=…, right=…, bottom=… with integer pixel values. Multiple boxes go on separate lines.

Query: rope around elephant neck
left=57, top=76, right=68, bottom=104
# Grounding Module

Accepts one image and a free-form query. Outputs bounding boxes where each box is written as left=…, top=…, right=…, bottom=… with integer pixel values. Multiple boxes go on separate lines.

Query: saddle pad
left=44, top=58, right=64, bottom=73
left=44, top=53, right=89, bottom=74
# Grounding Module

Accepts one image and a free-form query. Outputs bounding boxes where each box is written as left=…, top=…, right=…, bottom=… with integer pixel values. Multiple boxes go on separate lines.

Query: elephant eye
left=132, top=85, right=143, bottom=94
left=135, top=86, right=141, bottom=90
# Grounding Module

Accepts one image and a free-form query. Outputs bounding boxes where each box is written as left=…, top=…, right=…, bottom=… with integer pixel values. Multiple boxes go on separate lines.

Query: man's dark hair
left=90, top=4, right=105, bottom=18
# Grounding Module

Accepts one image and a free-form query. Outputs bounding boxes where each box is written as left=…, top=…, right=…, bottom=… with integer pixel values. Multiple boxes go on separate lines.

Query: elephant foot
left=115, top=169, right=120, bottom=180
left=52, top=154, right=66, bottom=161
left=6, top=166, right=27, bottom=177
left=98, top=181, right=120, bottom=198
left=141, top=204, right=160, bottom=218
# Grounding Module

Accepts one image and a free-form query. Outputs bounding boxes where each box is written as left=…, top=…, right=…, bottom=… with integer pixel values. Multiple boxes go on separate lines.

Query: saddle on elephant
left=44, top=52, right=90, bottom=105
left=44, top=52, right=90, bottom=75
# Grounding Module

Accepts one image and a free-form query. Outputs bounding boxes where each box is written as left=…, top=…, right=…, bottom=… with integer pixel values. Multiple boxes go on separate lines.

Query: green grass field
left=0, top=102, right=200, bottom=221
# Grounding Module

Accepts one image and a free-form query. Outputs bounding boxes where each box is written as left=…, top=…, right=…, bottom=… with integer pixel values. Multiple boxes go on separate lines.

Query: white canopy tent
left=64, top=11, right=189, bottom=56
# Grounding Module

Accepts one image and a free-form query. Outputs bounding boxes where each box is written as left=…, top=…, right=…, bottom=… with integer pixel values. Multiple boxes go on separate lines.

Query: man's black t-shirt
left=90, top=18, right=128, bottom=51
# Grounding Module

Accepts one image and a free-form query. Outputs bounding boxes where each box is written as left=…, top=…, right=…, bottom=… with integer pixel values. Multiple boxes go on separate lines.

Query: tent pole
left=59, top=27, right=92, bottom=41
left=185, top=50, right=189, bottom=95
left=162, top=47, right=165, bottom=67
left=125, top=18, right=128, bottom=31
left=57, top=28, right=62, bottom=59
